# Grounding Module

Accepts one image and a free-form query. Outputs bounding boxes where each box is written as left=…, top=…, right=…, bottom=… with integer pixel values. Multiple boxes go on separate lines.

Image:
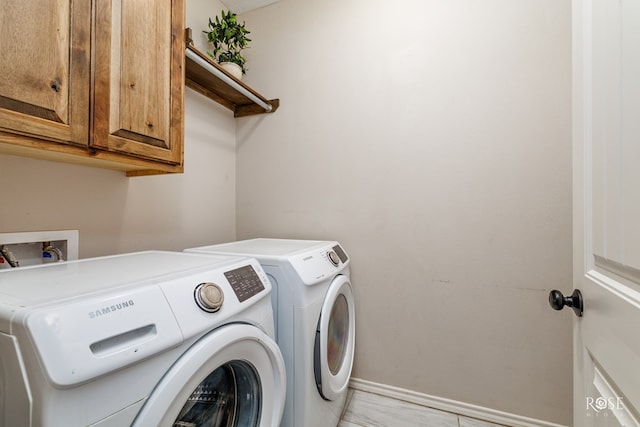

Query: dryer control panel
left=327, top=245, right=349, bottom=266
left=289, top=244, right=350, bottom=286
left=332, top=244, right=349, bottom=263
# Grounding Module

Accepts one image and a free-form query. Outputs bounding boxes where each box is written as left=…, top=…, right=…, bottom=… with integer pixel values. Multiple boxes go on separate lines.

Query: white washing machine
left=0, top=250, right=286, bottom=427
left=186, top=239, right=355, bottom=427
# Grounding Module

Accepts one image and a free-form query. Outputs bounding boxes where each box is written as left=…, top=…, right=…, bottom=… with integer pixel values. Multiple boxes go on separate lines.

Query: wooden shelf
left=184, top=30, right=279, bottom=118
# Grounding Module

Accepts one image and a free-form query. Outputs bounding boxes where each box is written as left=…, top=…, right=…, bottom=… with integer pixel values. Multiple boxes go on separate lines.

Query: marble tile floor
left=338, top=389, right=511, bottom=427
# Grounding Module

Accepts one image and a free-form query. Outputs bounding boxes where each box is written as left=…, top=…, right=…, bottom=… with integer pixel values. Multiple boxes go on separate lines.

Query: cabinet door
left=93, top=0, right=184, bottom=165
left=0, top=0, right=91, bottom=145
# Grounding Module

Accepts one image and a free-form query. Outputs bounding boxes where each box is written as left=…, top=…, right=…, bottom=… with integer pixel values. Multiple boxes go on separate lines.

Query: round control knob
left=195, top=282, right=224, bottom=313
left=328, top=250, right=340, bottom=266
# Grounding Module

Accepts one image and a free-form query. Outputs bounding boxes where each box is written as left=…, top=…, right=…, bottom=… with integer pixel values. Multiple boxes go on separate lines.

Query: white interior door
left=573, top=0, right=640, bottom=424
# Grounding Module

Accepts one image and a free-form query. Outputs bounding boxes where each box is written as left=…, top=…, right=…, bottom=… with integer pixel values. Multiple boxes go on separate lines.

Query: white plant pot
left=220, top=62, right=243, bottom=80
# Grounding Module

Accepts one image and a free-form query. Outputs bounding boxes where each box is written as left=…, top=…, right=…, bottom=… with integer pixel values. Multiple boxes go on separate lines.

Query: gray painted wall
left=234, top=0, right=573, bottom=423
left=0, top=88, right=237, bottom=257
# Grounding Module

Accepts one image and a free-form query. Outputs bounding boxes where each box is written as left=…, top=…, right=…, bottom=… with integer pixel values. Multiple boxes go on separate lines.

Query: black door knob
left=549, top=289, right=583, bottom=317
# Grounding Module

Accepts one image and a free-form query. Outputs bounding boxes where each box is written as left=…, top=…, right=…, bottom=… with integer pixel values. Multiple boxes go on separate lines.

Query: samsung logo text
left=88, top=300, right=135, bottom=319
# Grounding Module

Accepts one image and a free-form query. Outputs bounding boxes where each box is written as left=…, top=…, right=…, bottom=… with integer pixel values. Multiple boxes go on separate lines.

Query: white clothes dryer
left=0, top=251, right=286, bottom=427
left=186, top=239, right=355, bottom=427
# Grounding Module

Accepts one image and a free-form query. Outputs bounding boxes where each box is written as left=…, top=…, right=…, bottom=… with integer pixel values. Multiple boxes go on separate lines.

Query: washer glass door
left=173, top=360, right=260, bottom=426
left=314, top=274, right=355, bottom=401
left=132, top=324, right=285, bottom=427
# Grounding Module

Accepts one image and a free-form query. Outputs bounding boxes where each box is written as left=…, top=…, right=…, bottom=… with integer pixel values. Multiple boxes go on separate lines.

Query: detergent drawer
left=24, top=285, right=183, bottom=388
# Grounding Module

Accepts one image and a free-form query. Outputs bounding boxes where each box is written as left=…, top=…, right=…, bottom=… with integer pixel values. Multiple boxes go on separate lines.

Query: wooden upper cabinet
left=93, top=0, right=184, bottom=165
left=0, top=0, right=91, bottom=145
left=0, top=0, right=185, bottom=175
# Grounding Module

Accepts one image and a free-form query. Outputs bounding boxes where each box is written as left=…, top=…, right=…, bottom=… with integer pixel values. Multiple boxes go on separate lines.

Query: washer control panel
left=224, top=264, right=265, bottom=302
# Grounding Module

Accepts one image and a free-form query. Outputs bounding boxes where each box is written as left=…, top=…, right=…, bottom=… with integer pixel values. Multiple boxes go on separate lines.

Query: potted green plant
left=203, top=10, right=251, bottom=79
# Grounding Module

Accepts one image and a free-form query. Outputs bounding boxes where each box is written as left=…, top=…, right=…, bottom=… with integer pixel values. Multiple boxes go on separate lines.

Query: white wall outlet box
left=0, top=230, right=79, bottom=269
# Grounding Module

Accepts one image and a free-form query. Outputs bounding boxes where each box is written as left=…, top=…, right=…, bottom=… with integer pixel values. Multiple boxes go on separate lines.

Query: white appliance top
left=186, top=239, right=350, bottom=285
left=0, top=251, right=274, bottom=388
left=0, top=250, right=241, bottom=307
left=188, top=238, right=334, bottom=258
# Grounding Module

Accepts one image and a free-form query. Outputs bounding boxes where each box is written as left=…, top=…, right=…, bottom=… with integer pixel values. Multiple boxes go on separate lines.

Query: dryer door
left=132, top=324, right=285, bottom=427
left=314, top=274, right=355, bottom=401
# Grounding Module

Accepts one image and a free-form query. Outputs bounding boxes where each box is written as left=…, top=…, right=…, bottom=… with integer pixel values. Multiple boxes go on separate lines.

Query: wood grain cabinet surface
left=0, top=0, right=185, bottom=176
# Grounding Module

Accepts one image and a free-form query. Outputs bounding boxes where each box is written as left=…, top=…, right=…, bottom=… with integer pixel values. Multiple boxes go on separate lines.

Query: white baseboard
left=348, top=378, right=569, bottom=427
